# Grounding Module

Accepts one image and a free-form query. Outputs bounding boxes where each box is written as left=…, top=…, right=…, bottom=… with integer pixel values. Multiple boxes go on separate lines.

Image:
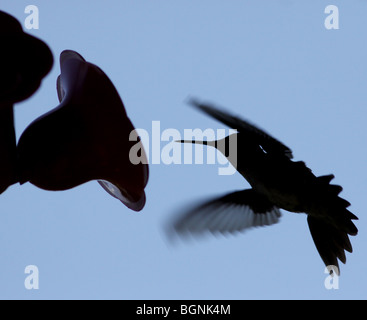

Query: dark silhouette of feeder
left=18, top=50, right=149, bottom=211
left=0, top=11, right=53, bottom=193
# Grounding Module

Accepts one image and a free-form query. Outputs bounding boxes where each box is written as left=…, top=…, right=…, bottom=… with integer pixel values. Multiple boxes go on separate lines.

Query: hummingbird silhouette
left=171, top=98, right=358, bottom=274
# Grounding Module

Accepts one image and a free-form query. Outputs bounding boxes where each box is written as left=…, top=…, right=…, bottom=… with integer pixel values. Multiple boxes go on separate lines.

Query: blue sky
left=1, top=0, right=366, bottom=299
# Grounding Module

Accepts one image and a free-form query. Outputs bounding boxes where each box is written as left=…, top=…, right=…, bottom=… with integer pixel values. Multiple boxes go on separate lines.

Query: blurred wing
left=189, top=98, right=293, bottom=159
left=170, top=189, right=281, bottom=238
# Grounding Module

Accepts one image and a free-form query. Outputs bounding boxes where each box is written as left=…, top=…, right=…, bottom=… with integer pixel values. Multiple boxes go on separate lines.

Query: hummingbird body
left=173, top=99, right=358, bottom=273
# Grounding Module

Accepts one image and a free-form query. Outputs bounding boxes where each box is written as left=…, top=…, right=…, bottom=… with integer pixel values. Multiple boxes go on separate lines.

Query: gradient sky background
left=1, top=0, right=366, bottom=300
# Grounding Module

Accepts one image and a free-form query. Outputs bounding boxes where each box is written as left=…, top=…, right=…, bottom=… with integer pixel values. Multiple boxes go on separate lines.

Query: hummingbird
left=171, top=98, right=358, bottom=274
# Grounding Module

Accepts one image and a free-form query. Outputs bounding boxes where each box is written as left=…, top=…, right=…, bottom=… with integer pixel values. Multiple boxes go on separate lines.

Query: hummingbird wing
left=168, top=189, right=281, bottom=238
left=188, top=98, right=293, bottom=159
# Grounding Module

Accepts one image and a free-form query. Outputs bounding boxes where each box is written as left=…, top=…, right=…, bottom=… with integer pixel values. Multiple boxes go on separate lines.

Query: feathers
left=188, top=98, right=293, bottom=159
left=308, top=215, right=353, bottom=274
left=169, top=189, right=281, bottom=238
